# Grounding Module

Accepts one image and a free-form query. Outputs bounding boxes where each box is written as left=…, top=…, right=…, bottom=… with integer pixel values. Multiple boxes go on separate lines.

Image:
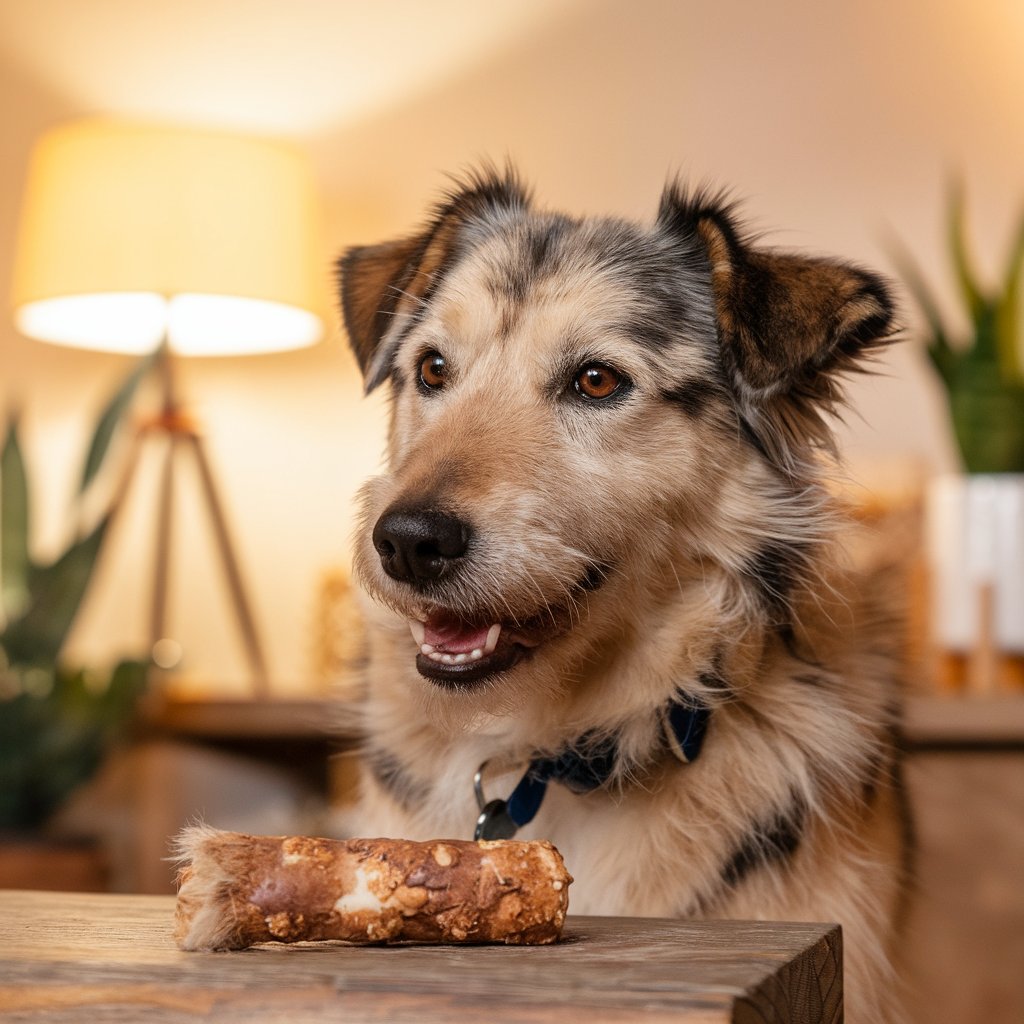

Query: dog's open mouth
left=403, top=563, right=609, bottom=687
left=408, top=612, right=548, bottom=686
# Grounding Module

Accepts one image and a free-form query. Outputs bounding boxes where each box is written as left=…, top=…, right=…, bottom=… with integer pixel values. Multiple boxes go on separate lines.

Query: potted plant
left=0, top=359, right=152, bottom=885
left=892, top=188, right=1024, bottom=691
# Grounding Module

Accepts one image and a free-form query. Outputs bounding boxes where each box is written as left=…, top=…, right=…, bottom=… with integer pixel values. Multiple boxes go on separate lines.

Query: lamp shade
left=11, top=120, right=324, bottom=356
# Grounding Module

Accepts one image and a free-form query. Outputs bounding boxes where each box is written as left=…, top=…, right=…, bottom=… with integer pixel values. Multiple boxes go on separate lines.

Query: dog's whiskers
left=384, top=283, right=428, bottom=308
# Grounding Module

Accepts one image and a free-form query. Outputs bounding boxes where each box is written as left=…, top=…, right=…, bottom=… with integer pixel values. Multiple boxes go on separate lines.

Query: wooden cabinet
left=902, top=698, right=1024, bottom=1024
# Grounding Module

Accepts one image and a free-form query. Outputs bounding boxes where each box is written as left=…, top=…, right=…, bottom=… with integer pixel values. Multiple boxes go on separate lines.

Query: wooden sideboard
left=0, top=891, right=842, bottom=1023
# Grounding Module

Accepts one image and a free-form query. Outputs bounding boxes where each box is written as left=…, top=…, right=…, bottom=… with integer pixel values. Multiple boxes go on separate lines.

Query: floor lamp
left=10, top=119, right=325, bottom=697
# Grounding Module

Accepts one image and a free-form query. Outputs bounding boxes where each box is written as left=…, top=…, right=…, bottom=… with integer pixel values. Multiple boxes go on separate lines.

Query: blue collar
left=474, top=697, right=711, bottom=840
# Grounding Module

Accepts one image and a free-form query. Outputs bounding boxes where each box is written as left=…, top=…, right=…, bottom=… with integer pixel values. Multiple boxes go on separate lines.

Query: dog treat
left=173, top=826, right=571, bottom=950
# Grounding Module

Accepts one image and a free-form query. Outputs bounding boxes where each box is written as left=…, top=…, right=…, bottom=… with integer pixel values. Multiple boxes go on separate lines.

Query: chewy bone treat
left=174, top=826, right=572, bottom=950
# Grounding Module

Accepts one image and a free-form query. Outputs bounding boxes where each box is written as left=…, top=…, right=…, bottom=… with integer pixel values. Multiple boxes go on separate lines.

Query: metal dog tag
left=474, top=798, right=519, bottom=841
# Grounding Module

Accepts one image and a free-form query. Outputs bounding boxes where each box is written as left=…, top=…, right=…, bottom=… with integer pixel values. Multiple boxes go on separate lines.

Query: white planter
left=925, top=474, right=1024, bottom=655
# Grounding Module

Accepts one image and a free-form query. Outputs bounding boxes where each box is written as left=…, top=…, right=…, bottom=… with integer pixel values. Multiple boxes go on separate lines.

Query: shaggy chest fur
left=336, top=168, right=909, bottom=1024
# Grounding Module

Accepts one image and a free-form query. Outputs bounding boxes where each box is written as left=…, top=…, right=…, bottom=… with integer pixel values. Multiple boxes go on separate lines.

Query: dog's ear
left=658, top=184, right=896, bottom=467
left=338, top=168, right=530, bottom=392
left=339, top=227, right=457, bottom=392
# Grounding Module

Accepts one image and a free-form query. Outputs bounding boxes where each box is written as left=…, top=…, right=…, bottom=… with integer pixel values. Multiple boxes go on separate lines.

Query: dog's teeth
left=484, top=624, right=501, bottom=655
left=409, top=620, right=426, bottom=646
left=423, top=644, right=487, bottom=666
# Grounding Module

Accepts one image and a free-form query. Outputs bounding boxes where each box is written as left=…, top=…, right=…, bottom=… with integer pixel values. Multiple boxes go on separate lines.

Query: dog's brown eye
left=419, top=351, right=448, bottom=390
left=574, top=363, right=622, bottom=400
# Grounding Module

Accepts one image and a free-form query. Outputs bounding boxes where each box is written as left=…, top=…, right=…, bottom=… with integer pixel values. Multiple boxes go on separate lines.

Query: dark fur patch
left=743, top=540, right=810, bottom=622
left=661, top=378, right=723, bottom=417
left=793, top=671, right=828, bottom=687
left=488, top=220, right=573, bottom=337
left=498, top=223, right=564, bottom=293
left=691, top=647, right=732, bottom=697
left=390, top=365, right=408, bottom=391
left=579, top=561, right=613, bottom=592
left=698, top=667, right=731, bottom=695
left=720, top=794, right=805, bottom=890
left=527, top=222, right=561, bottom=273
left=365, top=748, right=429, bottom=810
left=490, top=260, right=531, bottom=307
left=604, top=272, right=706, bottom=354
left=618, top=313, right=681, bottom=352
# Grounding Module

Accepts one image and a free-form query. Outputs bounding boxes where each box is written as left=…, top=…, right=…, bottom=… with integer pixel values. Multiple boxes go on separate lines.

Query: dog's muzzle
left=372, top=506, right=471, bottom=587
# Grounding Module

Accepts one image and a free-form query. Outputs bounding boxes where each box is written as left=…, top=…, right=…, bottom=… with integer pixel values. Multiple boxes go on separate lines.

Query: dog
left=337, top=168, right=911, bottom=1023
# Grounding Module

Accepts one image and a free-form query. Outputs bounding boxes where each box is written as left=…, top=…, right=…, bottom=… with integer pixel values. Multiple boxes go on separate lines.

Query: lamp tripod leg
left=184, top=432, right=271, bottom=698
left=149, top=431, right=176, bottom=678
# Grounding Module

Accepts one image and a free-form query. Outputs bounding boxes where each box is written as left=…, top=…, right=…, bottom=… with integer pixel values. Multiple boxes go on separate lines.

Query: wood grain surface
left=0, top=891, right=841, bottom=1023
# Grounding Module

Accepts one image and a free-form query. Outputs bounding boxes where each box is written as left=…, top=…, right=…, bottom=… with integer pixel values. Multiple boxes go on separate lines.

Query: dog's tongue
left=411, top=614, right=499, bottom=655
left=425, top=616, right=491, bottom=654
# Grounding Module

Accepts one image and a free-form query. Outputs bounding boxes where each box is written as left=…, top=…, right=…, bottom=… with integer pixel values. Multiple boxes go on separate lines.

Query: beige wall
left=2, top=0, right=1022, bottom=690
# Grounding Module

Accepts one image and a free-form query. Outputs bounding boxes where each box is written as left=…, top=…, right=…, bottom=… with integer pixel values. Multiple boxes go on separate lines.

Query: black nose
left=372, top=507, right=471, bottom=585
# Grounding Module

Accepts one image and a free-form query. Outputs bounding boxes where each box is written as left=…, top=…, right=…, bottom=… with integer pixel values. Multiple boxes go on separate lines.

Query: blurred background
left=3, top=0, right=1022, bottom=685
left=0, top=2, right=1021, bottom=1021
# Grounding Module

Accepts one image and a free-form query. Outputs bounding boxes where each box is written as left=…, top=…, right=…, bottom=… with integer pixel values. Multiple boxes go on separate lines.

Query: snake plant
left=1, top=355, right=154, bottom=830
left=890, top=186, right=1024, bottom=473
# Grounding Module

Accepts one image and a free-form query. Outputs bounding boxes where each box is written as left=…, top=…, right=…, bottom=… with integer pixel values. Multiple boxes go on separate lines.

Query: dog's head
left=338, top=168, right=894, bottom=704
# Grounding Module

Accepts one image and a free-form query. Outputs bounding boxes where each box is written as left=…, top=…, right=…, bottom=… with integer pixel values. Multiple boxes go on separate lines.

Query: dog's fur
left=337, top=168, right=910, bottom=1023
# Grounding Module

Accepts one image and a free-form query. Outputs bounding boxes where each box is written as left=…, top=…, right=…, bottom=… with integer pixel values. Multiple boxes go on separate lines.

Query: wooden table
left=0, top=891, right=840, bottom=1023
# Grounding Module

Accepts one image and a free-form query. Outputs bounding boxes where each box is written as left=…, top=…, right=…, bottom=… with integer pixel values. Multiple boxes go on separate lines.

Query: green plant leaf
left=0, top=660, right=148, bottom=829
left=885, top=231, right=958, bottom=387
left=925, top=341, right=958, bottom=389
left=948, top=180, right=989, bottom=332
left=1, top=513, right=111, bottom=665
left=79, top=348, right=157, bottom=495
left=886, top=233, right=950, bottom=347
left=995, top=208, right=1024, bottom=383
left=99, top=657, right=150, bottom=719
left=1, top=414, right=32, bottom=622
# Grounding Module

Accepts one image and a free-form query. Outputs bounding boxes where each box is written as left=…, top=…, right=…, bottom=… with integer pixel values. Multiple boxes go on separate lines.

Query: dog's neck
left=473, top=692, right=712, bottom=839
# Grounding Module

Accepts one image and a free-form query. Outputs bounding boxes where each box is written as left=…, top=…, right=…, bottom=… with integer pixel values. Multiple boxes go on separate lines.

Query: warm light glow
left=14, top=292, right=324, bottom=356
left=15, top=293, right=167, bottom=354
left=168, top=295, right=323, bottom=356
left=11, top=119, right=325, bottom=356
